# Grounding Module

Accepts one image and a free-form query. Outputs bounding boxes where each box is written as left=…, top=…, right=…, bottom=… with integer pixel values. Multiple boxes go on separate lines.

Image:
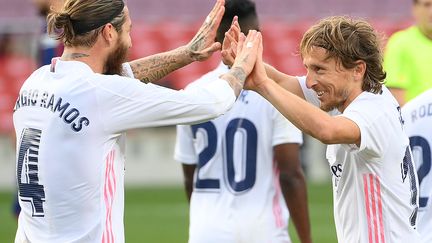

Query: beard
left=104, top=39, right=129, bottom=76
left=319, top=88, right=349, bottom=112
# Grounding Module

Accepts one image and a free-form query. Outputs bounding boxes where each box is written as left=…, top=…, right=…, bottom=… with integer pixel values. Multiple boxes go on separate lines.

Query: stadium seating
left=0, top=13, right=413, bottom=134
left=0, top=55, right=35, bottom=134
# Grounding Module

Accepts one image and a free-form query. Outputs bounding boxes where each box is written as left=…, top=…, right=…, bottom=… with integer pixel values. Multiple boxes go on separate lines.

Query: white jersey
left=13, top=59, right=236, bottom=243
left=402, top=89, right=432, bottom=243
left=298, top=77, right=420, bottom=243
left=174, top=63, right=303, bottom=243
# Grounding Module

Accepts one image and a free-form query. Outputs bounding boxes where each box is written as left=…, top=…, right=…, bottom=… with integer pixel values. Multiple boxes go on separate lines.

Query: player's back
left=175, top=63, right=302, bottom=242
left=13, top=61, right=126, bottom=242
left=402, top=89, right=432, bottom=243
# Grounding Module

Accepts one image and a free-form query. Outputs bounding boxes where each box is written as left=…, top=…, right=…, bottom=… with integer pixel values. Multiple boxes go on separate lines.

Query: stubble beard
left=319, top=88, right=350, bottom=112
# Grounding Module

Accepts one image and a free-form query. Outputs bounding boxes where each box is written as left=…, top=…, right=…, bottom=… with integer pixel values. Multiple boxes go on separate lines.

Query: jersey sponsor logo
left=331, top=163, right=342, bottom=187
left=331, top=163, right=343, bottom=177
left=14, top=89, right=90, bottom=132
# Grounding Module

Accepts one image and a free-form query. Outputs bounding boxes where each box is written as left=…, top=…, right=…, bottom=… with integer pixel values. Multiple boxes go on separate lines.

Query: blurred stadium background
left=0, top=0, right=413, bottom=242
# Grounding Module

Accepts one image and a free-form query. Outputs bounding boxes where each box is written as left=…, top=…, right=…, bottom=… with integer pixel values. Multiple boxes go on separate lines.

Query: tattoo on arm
left=220, top=66, right=246, bottom=97
left=230, top=66, right=247, bottom=83
left=129, top=47, right=192, bottom=83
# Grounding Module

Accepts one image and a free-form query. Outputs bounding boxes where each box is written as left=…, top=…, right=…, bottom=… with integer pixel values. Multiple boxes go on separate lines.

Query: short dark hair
left=216, top=0, right=259, bottom=43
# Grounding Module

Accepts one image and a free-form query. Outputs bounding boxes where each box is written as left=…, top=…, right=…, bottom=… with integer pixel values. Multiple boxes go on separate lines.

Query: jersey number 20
left=191, top=118, right=257, bottom=194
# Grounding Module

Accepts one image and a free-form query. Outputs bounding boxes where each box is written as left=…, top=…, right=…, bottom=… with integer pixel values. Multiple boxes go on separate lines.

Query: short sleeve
left=174, top=125, right=198, bottom=164
left=341, top=106, right=387, bottom=158
left=272, top=108, right=303, bottom=146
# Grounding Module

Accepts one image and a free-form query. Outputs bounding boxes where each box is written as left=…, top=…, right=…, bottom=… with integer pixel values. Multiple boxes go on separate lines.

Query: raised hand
left=186, top=0, right=225, bottom=62
left=244, top=31, right=269, bottom=92
left=221, top=16, right=241, bottom=67
left=220, top=30, right=262, bottom=96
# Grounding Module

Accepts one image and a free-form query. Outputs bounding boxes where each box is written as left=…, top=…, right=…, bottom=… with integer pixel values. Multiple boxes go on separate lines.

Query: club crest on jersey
left=239, top=90, right=249, bottom=104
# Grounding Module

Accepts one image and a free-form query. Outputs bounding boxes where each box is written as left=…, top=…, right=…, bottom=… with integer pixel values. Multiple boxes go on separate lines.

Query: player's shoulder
left=403, top=89, right=432, bottom=112
left=186, top=63, right=229, bottom=89
left=237, top=90, right=272, bottom=108
left=90, top=71, right=137, bottom=88
left=20, top=65, right=50, bottom=87
left=388, top=26, right=418, bottom=44
left=346, top=86, right=398, bottom=116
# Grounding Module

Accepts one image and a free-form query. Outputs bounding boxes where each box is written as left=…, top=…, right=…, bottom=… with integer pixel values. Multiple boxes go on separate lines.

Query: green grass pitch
left=0, top=183, right=336, bottom=242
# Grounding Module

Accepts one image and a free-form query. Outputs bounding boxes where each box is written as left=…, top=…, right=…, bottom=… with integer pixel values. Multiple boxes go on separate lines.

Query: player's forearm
left=182, top=164, right=196, bottom=203
left=129, top=46, right=193, bottom=83
left=257, top=80, right=338, bottom=144
left=219, top=66, right=246, bottom=97
left=184, top=181, right=193, bottom=203
left=280, top=170, right=312, bottom=243
left=264, top=64, right=305, bottom=98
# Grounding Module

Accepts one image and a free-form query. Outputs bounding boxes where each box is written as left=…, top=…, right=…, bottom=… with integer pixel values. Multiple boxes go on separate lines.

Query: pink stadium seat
left=130, top=22, right=166, bottom=60
left=0, top=55, right=34, bottom=133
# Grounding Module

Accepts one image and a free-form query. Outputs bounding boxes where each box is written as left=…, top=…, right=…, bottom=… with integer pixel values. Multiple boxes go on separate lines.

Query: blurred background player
left=12, top=0, right=64, bottom=219
left=384, top=0, right=432, bottom=106
left=402, top=88, right=432, bottom=243
left=174, top=1, right=311, bottom=242
left=32, top=0, right=64, bottom=66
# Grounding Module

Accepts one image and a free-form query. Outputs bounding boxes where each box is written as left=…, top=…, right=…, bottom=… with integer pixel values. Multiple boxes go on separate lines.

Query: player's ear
left=101, top=23, right=116, bottom=45
left=353, top=60, right=366, bottom=82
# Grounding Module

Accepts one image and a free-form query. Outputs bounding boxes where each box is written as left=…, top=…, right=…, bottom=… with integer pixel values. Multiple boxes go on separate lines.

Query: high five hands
left=186, top=0, right=225, bottom=62
left=221, top=16, right=269, bottom=92
left=220, top=28, right=263, bottom=96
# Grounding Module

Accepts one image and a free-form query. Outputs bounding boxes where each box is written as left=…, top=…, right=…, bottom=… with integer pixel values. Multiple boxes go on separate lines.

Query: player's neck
left=61, top=47, right=106, bottom=74
left=418, top=25, right=432, bottom=41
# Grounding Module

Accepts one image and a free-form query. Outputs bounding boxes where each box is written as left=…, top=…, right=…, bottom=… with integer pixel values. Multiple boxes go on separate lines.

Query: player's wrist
left=220, top=67, right=246, bottom=97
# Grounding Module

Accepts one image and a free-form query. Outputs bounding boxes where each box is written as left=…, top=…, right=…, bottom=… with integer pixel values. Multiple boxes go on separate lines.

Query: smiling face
left=303, top=47, right=363, bottom=112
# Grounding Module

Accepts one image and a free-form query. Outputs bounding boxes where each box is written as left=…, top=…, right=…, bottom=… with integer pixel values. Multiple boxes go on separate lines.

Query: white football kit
left=298, top=77, right=420, bottom=243
left=174, top=63, right=303, bottom=243
left=13, top=59, right=236, bottom=243
left=402, top=89, right=432, bottom=243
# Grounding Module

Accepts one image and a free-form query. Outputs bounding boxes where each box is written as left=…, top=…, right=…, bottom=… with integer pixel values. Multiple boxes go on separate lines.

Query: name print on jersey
left=408, top=102, right=432, bottom=124
left=14, top=89, right=90, bottom=132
